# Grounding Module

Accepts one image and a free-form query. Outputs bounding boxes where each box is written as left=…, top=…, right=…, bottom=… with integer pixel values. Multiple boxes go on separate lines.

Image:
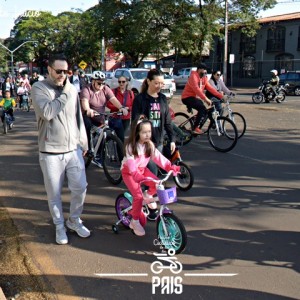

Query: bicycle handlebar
left=93, top=111, right=123, bottom=117
left=141, top=170, right=174, bottom=185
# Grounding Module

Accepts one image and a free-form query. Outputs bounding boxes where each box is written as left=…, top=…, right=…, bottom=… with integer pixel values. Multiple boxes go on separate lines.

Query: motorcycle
left=252, top=80, right=289, bottom=104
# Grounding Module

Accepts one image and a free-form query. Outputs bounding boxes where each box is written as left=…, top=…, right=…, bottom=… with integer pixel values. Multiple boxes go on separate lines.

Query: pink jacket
left=121, top=142, right=172, bottom=180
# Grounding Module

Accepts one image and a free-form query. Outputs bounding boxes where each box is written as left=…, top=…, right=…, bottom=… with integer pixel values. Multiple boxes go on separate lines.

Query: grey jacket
left=31, top=77, right=88, bottom=153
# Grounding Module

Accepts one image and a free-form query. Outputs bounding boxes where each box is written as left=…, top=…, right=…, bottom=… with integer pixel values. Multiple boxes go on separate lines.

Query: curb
left=0, top=287, right=6, bottom=300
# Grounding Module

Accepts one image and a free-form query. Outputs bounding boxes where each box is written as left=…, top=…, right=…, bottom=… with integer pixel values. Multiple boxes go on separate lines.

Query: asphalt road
left=0, top=91, right=299, bottom=300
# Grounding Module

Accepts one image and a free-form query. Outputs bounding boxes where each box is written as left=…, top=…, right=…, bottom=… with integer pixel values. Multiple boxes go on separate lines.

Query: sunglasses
left=51, top=67, right=68, bottom=75
left=118, top=81, right=126, bottom=83
left=216, top=73, right=221, bottom=76
left=96, top=81, right=105, bottom=85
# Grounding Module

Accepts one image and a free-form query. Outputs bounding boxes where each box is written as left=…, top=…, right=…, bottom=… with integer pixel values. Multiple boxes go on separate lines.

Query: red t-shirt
left=106, top=88, right=134, bottom=120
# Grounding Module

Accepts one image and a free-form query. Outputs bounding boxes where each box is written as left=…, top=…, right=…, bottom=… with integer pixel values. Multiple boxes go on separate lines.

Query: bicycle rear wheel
left=173, top=161, right=194, bottom=191
left=173, top=112, right=194, bottom=146
left=102, top=134, right=124, bottom=185
left=156, top=213, right=187, bottom=254
left=226, top=112, right=246, bottom=139
left=115, top=193, right=132, bottom=228
left=207, top=116, right=238, bottom=152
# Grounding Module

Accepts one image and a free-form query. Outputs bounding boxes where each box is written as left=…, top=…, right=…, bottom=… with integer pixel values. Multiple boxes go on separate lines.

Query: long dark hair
left=140, top=69, right=164, bottom=94
left=125, top=115, right=153, bottom=158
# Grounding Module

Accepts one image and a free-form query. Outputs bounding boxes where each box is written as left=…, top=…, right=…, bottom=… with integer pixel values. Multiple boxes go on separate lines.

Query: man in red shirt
left=181, top=63, right=223, bottom=134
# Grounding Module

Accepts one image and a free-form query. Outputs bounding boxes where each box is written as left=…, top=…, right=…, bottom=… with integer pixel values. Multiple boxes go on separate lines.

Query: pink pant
left=122, top=168, right=158, bottom=220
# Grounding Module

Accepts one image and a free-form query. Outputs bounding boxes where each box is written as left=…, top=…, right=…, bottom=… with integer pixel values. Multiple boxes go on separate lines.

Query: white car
left=163, top=73, right=176, bottom=94
left=107, top=68, right=173, bottom=100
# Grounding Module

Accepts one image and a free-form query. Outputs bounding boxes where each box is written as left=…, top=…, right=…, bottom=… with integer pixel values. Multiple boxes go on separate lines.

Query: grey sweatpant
left=39, top=148, right=87, bottom=226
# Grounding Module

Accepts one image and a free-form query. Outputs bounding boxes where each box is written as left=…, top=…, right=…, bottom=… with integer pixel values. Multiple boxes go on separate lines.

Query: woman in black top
left=131, top=69, right=176, bottom=152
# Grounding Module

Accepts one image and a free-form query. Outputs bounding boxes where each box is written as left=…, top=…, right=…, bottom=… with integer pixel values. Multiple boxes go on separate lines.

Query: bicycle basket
left=157, top=187, right=177, bottom=205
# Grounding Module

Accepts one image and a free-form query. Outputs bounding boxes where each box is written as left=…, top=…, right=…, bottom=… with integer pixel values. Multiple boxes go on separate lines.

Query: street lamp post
left=0, top=40, right=38, bottom=76
left=223, top=0, right=228, bottom=84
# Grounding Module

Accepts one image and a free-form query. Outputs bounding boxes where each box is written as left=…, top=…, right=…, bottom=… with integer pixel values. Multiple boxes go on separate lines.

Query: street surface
left=0, top=90, right=299, bottom=300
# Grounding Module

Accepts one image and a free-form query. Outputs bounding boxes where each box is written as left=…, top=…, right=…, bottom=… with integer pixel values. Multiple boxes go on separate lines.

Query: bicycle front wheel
left=156, top=213, right=187, bottom=254
left=173, top=161, right=194, bottom=191
left=226, top=112, right=246, bottom=139
left=207, top=116, right=238, bottom=152
left=101, top=134, right=124, bottom=185
left=173, top=112, right=194, bottom=146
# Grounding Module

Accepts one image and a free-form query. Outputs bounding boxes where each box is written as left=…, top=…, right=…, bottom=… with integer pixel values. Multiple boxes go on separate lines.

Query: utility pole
left=223, top=0, right=228, bottom=84
left=0, top=40, right=38, bottom=76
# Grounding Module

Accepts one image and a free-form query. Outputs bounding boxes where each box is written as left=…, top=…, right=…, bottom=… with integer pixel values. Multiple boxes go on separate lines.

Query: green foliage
left=3, top=0, right=276, bottom=71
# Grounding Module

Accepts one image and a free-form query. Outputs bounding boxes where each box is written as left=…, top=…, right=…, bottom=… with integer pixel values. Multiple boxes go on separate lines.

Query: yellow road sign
left=78, top=60, right=87, bottom=70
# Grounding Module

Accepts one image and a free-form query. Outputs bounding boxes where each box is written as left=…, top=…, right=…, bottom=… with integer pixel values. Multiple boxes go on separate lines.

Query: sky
left=0, top=0, right=299, bottom=39
left=0, top=0, right=99, bottom=39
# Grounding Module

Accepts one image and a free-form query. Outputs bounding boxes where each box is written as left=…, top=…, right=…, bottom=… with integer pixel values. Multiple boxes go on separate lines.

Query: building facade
left=205, top=12, right=300, bottom=87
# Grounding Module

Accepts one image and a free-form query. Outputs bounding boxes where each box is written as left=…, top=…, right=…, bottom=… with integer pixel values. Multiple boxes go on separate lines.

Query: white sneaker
left=129, top=219, right=145, bottom=236
left=66, top=218, right=90, bottom=238
left=56, top=225, right=68, bottom=245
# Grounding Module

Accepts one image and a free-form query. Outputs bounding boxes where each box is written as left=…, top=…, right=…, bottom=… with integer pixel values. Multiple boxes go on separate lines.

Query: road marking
left=184, top=273, right=238, bottom=277
left=95, top=273, right=149, bottom=277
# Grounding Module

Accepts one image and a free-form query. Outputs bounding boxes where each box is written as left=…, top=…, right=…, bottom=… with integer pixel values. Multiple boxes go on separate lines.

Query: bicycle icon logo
left=151, top=248, right=183, bottom=295
left=151, top=248, right=183, bottom=274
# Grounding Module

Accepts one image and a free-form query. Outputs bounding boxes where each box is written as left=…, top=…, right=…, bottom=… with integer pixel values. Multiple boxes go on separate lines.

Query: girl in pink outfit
left=121, top=116, right=180, bottom=236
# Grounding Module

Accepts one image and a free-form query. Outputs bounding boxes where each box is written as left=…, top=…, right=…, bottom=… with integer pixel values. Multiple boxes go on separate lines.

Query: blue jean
left=39, top=148, right=87, bottom=226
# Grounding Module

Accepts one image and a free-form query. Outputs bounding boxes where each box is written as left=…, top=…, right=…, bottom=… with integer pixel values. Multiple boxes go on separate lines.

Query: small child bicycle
left=112, top=171, right=187, bottom=254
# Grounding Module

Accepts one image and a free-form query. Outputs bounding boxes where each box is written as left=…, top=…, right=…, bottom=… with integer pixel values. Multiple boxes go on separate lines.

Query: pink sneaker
left=129, top=219, right=145, bottom=236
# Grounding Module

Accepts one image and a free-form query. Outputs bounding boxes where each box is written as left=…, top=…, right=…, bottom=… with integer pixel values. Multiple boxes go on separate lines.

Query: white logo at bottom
left=151, top=248, right=183, bottom=295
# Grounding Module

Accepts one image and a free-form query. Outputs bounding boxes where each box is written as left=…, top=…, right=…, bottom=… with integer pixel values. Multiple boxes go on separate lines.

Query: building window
left=275, top=53, right=294, bottom=73
left=266, top=25, right=285, bottom=52
left=240, top=33, right=256, bottom=54
left=242, top=56, right=255, bottom=78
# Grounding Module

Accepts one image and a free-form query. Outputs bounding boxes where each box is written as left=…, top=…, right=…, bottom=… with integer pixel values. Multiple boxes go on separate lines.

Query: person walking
left=31, top=53, right=90, bottom=245
left=106, top=76, right=134, bottom=142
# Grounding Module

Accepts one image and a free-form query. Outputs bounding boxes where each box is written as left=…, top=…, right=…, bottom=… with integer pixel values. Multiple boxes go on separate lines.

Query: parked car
left=164, top=73, right=176, bottom=94
left=173, top=67, right=197, bottom=87
left=279, top=71, right=300, bottom=95
left=105, top=68, right=173, bottom=100
left=104, top=71, right=114, bottom=79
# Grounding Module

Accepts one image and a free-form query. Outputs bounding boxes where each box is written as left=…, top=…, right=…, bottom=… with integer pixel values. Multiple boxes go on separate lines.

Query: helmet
left=91, top=71, right=105, bottom=80
left=270, top=69, right=278, bottom=76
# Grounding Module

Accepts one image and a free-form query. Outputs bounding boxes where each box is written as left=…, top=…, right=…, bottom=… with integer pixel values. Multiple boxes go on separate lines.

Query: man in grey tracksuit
left=31, top=53, right=90, bottom=245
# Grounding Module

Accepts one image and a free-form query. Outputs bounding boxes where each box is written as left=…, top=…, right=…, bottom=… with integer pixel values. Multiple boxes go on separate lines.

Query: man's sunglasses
left=118, top=81, right=126, bottom=83
left=96, top=81, right=105, bottom=85
left=51, top=67, right=68, bottom=75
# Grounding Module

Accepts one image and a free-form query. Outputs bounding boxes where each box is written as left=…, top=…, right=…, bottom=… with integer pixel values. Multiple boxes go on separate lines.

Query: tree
left=92, top=0, right=276, bottom=65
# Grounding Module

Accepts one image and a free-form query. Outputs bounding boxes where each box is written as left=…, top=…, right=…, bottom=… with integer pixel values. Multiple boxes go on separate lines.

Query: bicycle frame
left=89, top=111, right=121, bottom=158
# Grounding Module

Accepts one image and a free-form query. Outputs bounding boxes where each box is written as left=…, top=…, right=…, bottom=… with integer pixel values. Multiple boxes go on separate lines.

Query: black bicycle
left=174, top=105, right=238, bottom=153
